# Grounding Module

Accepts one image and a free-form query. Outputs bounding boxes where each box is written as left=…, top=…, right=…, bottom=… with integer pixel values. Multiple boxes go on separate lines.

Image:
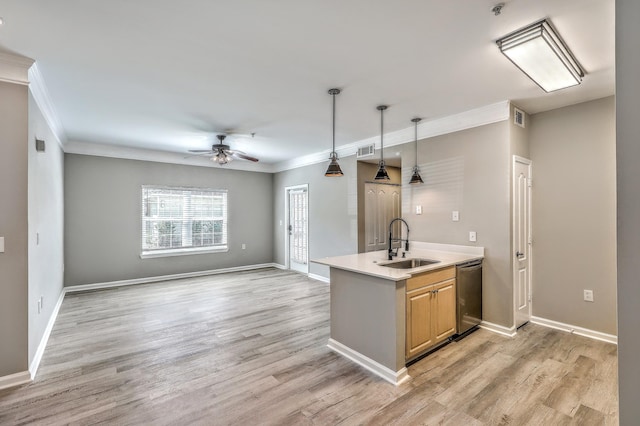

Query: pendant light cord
left=380, top=107, right=384, bottom=162
left=414, top=119, right=418, bottom=167
left=377, top=105, right=388, bottom=163
left=411, top=117, right=422, bottom=168
left=332, top=92, right=336, bottom=155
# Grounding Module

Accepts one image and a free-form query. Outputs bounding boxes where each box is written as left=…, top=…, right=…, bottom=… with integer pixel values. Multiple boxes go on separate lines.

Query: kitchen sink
left=380, top=258, right=441, bottom=269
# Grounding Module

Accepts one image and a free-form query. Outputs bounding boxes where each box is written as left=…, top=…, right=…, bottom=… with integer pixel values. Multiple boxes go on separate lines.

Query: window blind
left=141, top=186, right=228, bottom=254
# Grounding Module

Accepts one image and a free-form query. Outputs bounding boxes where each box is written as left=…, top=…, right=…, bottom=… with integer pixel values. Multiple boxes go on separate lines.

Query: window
left=141, top=186, right=228, bottom=257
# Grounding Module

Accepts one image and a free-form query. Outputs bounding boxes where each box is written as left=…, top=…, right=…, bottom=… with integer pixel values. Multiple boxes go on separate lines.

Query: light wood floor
left=0, top=268, right=618, bottom=425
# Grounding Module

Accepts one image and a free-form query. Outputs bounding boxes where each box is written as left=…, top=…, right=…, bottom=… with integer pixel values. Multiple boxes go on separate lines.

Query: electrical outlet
left=584, top=289, right=594, bottom=302
left=416, top=205, right=422, bottom=215
left=241, top=243, right=246, bottom=250
left=469, top=231, right=477, bottom=242
left=452, top=211, right=459, bottom=221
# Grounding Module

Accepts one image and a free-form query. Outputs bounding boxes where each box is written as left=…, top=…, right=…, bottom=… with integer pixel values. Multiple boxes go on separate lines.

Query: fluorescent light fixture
left=497, top=19, right=584, bottom=92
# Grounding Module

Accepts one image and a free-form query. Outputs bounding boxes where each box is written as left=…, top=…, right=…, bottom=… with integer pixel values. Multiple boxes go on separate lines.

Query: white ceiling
left=0, top=0, right=614, bottom=169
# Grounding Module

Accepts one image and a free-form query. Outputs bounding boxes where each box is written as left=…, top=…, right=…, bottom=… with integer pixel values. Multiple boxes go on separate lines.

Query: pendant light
left=374, top=105, right=390, bottom=180
left=325, top=88, right=343, bottom=177
left=409, top=117, right=424, bottom=184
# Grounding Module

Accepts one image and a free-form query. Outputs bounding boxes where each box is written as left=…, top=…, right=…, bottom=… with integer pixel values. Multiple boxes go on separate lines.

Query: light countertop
left=313, top=242, right=484, bottom=281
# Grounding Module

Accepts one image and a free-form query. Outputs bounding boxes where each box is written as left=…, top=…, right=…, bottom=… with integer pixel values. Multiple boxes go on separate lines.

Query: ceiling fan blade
left=188, top=149, right=213, bottom=153
left=231, top=152, right=259, bottom=162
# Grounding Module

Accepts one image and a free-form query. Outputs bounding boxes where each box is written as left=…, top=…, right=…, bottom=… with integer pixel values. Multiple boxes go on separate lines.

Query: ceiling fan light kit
left=496, top=19, right=584, bottom=93
left=325, top=88, right=344, bottom=177
left=189, top=133, right=259, bottom=165
left=409, top=117, right=424, bottom=185
left=212, top=151, right=232, bottom=165
left=374, top=105, right=390, bottom=181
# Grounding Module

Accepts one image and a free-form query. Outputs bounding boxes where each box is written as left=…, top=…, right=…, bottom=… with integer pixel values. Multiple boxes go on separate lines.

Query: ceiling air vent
left=357, top=144, right=375, bottom=158
left=514, top=107, right=525, bottom=128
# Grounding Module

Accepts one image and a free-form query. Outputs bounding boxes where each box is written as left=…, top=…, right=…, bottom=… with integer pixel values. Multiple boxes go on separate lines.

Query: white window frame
left=140, top=185, right=229, bottom=259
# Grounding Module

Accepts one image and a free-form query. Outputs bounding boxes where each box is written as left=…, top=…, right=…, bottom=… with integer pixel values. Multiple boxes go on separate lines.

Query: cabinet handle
left=432, top=289, right=438, bottom=294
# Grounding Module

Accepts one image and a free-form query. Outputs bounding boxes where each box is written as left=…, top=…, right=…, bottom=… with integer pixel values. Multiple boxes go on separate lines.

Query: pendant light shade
left=409, top=117, right=424, bottom=185
left=374, top=105, right=390, bottom=181
left=375, top=162, right=390, bottom=180
left=325, top=88, right=343, bottom=177
left=409, top=168, right=423, bottom=184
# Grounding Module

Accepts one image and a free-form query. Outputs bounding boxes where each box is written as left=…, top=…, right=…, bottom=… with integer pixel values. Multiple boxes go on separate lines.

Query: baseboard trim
left=479, top=321, right=517, bottom=337
left=29, top=289, right=65, bottom=379
left=308, top=273, right=329, bottom=283
left=272, top=263, right=287, bottom=270
left=65, top=263, right=280, bottom=293
left=0, top=371, right=31, bottom=391
left=327, top=338, right=410, bottom=386
left=530, top=316, right=618, bottom=345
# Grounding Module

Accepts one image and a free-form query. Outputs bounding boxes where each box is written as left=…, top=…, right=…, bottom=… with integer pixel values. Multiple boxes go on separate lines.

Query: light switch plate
left=452, top=211, right=459, bottom=221
left=0, top=237, right=4, bottom=253
left=469, top=231, right=477, bottom=242
left=416, top=205, right=422, bottom=215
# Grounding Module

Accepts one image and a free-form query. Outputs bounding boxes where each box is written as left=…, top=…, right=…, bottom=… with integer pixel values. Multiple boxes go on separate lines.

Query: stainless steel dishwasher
left=455, top=259, right=483, bottom=338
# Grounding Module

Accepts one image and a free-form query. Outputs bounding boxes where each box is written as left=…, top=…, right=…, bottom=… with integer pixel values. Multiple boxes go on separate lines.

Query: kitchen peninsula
left=313, top=242, right=484, bottom=385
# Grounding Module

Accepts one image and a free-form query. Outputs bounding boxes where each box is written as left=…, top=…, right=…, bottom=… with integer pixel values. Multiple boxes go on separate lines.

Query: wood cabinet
left=406, top=266, right=456, bottom=360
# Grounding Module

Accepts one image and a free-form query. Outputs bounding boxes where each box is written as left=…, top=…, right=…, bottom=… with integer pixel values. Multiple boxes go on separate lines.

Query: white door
left=364, top=183, right=401, bottom=252
left=287, top=185, right=308, bottom=274
left=513, top=156, right=532, bottom=328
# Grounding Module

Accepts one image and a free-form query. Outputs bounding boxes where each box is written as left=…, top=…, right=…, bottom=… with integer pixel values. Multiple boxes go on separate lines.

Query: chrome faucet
left=388, top=218, right=410, bottom=260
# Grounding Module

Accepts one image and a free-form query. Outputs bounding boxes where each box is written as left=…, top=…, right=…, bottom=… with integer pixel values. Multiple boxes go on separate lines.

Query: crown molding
left=54, top=94, right=508, bottom=175
left=272, top=101, right=510, bottom=173
left=28, top=62, right=67, bottom=148
left=0, top=51, right=34, bottom=85
left=64, top=140, right=275, bottom=173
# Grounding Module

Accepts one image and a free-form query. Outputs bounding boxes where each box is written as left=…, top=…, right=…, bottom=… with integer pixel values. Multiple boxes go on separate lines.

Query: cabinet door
left=406, top=287, right=434, bottom=359
left=433, top=279, right=456, bottom=343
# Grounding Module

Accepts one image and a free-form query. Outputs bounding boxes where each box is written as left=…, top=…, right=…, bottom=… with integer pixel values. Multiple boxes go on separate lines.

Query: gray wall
left=616, top=0, right=639, bottom=422
left=530, top=96, right=616, bottom=335
left=27, top=93, right=66, bottom=363
left=273, top=157, right=358, bottom=277
left=0, top=81, right=29, bottom=376
left=64, top=155, right=274, bottom=286
left=27, top=93, right=65, bottom=364
left=401, top=121, right=513, bottom=328
left=274, top=121, right=514, bottom=328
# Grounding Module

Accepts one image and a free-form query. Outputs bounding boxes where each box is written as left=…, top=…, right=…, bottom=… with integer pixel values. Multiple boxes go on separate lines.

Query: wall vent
left=357, top=144, right=375, bottom=158
left=514, top=107, right=525, bottom=128
left=35, top=139, right=46, bottom=152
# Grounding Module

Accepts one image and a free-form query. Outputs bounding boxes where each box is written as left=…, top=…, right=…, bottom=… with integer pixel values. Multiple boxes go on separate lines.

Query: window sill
left=140, top=246, right=229, bottom=259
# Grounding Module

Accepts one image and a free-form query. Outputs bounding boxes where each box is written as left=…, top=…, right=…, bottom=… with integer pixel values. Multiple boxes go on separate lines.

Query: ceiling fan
left=189, top=134, right=259, bottom=165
